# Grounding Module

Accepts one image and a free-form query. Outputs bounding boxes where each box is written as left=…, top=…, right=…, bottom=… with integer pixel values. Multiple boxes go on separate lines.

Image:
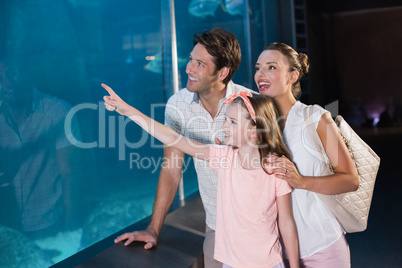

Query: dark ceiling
left=307, top=0, right=402, bottom=13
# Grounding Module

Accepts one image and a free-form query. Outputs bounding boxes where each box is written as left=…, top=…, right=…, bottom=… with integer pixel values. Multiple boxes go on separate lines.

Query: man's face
left=0, top=62, right=25, bottom=104
left=185, top=43, right=220, bottom=94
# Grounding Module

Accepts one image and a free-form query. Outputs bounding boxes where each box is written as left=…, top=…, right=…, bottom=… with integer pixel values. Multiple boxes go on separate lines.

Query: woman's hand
left=269, top=155, right=306, bottom=189
left=102, top=83, right=132, bottom=116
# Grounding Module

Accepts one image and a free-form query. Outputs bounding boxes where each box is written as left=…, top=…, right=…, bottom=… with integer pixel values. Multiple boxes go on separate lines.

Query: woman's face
left=254, top=50, right=292, bottom=99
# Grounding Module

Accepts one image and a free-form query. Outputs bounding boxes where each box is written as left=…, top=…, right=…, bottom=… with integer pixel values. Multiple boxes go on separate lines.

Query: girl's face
left=254, top=50, right=293, bottom=99
left=222, top=103, right=256, bottom=148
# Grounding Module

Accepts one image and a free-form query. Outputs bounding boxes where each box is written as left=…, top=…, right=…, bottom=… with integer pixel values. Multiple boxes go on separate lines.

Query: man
left=114, top=28, right=252, bottom=267
left=0, top=60, right=81, bottom=238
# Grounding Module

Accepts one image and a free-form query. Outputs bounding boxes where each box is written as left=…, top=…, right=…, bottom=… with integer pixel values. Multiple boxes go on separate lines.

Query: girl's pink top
left=210, top=145, right=292, bottom=268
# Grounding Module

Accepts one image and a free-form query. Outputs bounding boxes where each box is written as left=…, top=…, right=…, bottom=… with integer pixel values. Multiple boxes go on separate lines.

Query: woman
left=254, top=43, right=359, bottom=268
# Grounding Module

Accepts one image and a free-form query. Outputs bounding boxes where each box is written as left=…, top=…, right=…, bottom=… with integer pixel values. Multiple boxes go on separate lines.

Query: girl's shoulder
left=209, top=145, right=235, bottom=170
left=209, top=144, right=233, bottom=156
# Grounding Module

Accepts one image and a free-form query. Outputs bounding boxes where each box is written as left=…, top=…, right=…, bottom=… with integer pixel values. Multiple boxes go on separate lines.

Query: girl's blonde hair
left=231, top=93, right=291, bottom=174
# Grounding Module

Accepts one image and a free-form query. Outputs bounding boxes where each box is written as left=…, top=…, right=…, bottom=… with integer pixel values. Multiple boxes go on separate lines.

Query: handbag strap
left=302, top=105, right=332, bottom=171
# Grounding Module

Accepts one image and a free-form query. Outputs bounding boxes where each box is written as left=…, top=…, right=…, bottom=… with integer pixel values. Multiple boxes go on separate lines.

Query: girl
left=254, top=43, right=359, bottom=267
left=102, top=84, right=299, bottom=268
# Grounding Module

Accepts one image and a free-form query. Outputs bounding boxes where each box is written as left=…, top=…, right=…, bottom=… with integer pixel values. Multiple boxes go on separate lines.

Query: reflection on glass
left=188, top=0, right=222, bottom=18
left=224, top=0, right=247, bottom=16
left=188, top=0, right=249, bottom=18
left=0, top=60, right=82, bottom=266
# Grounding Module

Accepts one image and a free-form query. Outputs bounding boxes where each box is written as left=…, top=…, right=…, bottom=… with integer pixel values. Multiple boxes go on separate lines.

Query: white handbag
left=303, top=105, right=380, bottom=233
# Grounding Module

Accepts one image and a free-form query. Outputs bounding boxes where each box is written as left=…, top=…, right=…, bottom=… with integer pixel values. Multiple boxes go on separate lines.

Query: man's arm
left=114, top=145, right=185, bottom=249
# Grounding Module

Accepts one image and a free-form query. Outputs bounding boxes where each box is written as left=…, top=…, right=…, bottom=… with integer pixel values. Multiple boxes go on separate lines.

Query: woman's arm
left=102, top=83, right=210, bottom=160
left=277, top=193, right=299, bottom=268
left=272, top=112, right=359, bottom=195
left=309, top=112, right=359, bottom=193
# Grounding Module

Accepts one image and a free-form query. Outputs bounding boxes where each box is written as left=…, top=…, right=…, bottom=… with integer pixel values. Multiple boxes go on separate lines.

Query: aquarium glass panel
left=0, top=0, right=280, bottom=266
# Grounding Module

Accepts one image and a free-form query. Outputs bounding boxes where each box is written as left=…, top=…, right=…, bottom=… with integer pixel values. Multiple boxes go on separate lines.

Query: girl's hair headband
left=224, top=91, right=256, bottom=122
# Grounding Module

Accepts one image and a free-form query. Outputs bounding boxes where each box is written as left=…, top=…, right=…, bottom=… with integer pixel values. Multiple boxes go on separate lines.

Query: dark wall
left=307, top=0, right=402, bottom=13
left=306, top=1, right=402, bottom=126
